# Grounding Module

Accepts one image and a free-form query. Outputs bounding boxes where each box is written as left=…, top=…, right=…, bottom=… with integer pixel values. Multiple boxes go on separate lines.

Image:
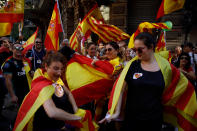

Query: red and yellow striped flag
left=22, top=27, right=38, bottom=54
left=13, top=68, right=98, bottom=131
left=66, top=54, right=114, bottom=106
left=157, top=0, right=185, bottom=19
left=44, top=2, right=63, bottom=51
left=108, top=53, right=197, bottom=130
left=128, top=21, right=172, bottom=49
left=69, top=4, right=104, bottom=51
left=87, top=16, right=130, bottom=43
left=0, top=23, right=12, bottom=36
left=155, top=31, right=167, bottom=52
left=0, top=0, right=24, bottom=23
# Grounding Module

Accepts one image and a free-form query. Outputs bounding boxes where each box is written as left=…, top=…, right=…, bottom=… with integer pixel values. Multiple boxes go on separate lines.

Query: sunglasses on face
left=106, top=48, right=112, bottom=52
left=14, top=46, right=24, bottom=51
left=35, top=41, right=42, bottom=44
left=133, top=47, right=145, bottom=54
left=180, top=56, right=189, bottom=60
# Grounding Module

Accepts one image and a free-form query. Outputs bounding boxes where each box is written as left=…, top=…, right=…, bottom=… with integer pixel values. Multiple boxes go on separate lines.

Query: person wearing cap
left=2, top=43, right=32, bottom=106
left=25, top=38, right=46, bottom=71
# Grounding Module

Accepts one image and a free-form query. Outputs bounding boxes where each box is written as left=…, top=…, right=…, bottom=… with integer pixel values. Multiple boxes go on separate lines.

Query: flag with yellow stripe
left=44, top=2, right=63, bottom=51
left=128, top=21, right=172, bottom=49
left=157, top=0, right=185, bottom=19
left=66, top=53, right=114, bottom=106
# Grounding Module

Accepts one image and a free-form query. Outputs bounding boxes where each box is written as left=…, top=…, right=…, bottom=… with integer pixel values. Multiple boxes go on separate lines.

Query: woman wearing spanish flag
left=100, top=32, right=197, bottom=131
left=13, top=51, right=83, bottom=131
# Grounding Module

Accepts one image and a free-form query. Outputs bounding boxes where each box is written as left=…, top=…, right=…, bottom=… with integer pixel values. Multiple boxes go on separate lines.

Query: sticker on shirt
left=37, top=60, right=41, bottom=64
left=53, top=83, right=64, bottom=97
left=133, top=73, right=143, bottom=79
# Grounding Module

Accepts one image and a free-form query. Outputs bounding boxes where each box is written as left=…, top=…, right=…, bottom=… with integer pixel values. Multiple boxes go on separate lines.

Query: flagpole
left=56, top=0, right=65, bottom=38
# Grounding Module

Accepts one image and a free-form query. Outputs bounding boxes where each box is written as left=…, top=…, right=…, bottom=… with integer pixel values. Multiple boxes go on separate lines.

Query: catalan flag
left=155, top=31, right=167, bottom=52
left=66, top=53, right=114, bottom=106
left=44, top=2, right=63, bottom=51
left=22, top=27, right=39, bottom=54
left=157, top=0, right=185, bottom=19
left=0, top=22, right=12, bottom=36
left=87, top=16, right=130, bottom=43
left=13, top=68, right=98, bottom=131
left=69, top=4, right=103, bottom=51
left=128, top=21, right=172, bottom=49
left=108, top=53, right=197, bottom=130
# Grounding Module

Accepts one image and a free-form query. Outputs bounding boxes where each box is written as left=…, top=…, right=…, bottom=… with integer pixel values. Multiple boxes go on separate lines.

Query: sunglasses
left=180, top=56, right=188, bottom=60
left=35, top=41, right=42, bottom=44
left=133, top=47, right=145, bottom=53
left=106, top=48, right=112, bottom=52
left=14, top=46, right=24, bottom=51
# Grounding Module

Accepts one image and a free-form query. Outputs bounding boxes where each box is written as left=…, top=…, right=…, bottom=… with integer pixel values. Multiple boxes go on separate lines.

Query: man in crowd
left=0, top=37, right=12, bottom=114
left=26, top=38, right=46, bottom=71
left=2, top=43, right=32, bottom=106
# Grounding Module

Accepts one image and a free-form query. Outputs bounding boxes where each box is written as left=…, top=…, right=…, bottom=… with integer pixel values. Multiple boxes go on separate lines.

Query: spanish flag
left=44, top=2, right=63, bottom=51
left=66, top=54, right=114, bottom=106
left=13, top=68, right=98, bottom=131
left=157, top=0, right=185, bottom=19
left=69, top=4, right=104, bottom=51
left=0, top=22, right=12, bottom=36
left=108, top=53, right=197, bottom=130
left=22, top=27, right=39, bottom=54
left=128, top=21, right=172, bottom=49
left=0, top=0, right=24, bottom=23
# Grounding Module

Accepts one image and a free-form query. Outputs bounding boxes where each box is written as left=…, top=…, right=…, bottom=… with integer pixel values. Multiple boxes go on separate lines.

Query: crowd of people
left=0, top=31, right=197, bottom=131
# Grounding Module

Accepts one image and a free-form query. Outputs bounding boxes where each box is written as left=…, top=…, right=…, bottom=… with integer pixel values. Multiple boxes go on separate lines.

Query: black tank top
left=33, top=91, right=74, bottom=130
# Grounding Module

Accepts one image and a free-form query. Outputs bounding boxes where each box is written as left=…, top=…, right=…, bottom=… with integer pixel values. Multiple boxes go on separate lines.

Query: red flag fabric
left=44, top=2, right=63, bottom=51
left=66, top=54, right=114, bottom=106
left=156, top=0, right=186, bottom=19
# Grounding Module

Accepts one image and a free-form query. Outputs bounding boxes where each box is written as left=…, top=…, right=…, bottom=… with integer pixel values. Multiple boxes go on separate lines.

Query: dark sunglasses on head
left=14, top=46, right=24, bottom=51
left=133, top=47, right=145, bottom=53
left=180, top=56, right=188, bottom=60
left=35, top=41, right=42, bottom=44
left=106, top=48, right=112, bottom=52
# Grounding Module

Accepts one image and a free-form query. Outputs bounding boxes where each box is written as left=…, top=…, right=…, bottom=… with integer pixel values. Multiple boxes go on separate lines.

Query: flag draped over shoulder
left=108, top=53, right=197, bottom=130
left=0, top=23, right=12, bottom=36
left=66, top=54, right=114, bottom=106
left=157, top=0, right=185, bottom=19
left=22, top=27, right=39, bottom=54
left=69, top=4, right=103, bottom=51
left=44, top=2, right=63, bottom=51
left=13, top=68, right=98, bottom=131
left=128, top=21, right=172, bottom=49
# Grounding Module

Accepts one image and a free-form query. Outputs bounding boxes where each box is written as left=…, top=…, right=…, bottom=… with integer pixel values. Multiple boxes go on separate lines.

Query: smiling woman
left=14, top=51, right=82, bottom=131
